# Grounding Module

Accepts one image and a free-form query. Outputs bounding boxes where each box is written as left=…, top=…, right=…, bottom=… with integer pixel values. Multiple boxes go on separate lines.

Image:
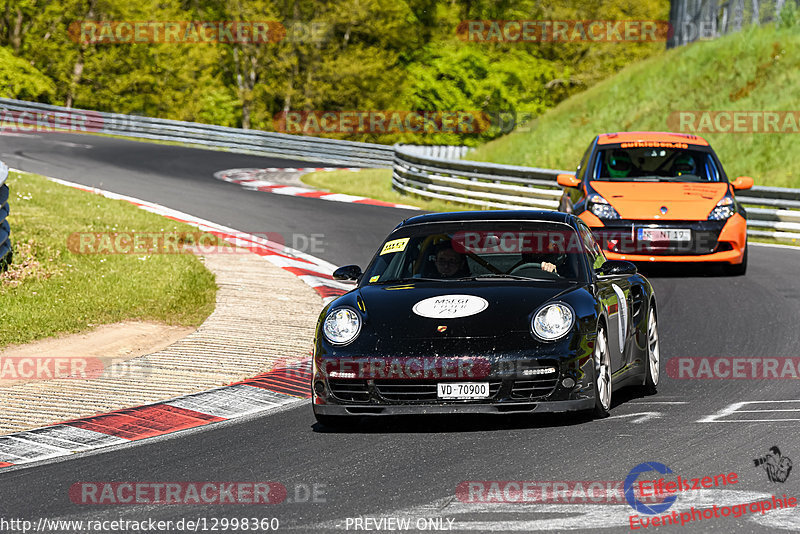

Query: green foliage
left=0, top=46, right=55, bottom=100
left=0, top=0, right=669, bottom=143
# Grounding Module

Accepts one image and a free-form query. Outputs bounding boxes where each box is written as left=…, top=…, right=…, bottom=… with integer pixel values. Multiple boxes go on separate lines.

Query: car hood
left=590, top=181, right=728, bottom=220
left=356, top=281, right=579, bottom=339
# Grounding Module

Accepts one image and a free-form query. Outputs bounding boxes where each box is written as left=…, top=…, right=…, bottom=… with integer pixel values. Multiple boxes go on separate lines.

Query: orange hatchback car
left=557, top=132, right=753, bottom=275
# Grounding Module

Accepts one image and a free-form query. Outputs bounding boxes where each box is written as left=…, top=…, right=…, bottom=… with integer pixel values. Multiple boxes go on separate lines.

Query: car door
left=578, top=222, right=632, bottom=374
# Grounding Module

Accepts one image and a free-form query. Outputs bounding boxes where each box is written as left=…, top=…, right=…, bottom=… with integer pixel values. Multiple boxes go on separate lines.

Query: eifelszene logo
left=754, top=446, right=793, bottom=483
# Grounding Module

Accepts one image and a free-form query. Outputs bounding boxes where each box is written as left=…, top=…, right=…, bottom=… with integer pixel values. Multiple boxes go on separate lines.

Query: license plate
left=437, top=382, right=489, bottom=399
left=637, top=228, right=691, bottom=242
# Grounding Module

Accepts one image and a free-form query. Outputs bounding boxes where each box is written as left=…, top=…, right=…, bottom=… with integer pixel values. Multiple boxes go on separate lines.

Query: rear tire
left=592, top=326, right=612, bottom=419
left=642, top=307, right=660, bottom=395
left=723, top=243, right=747, bottom=276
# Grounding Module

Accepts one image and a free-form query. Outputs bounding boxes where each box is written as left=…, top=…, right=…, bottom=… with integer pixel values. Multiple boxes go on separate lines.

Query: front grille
left=329, top=380, right=369, bottom=402
left=511, top=368, right=559, bottom=399
left=375, top=380, right=502, bottom=402
left=595, top=223, right=723, bottom=256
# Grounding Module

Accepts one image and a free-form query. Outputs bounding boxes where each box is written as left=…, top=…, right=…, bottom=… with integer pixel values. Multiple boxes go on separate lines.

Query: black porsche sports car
left=311, top=210, right=660, bottom=427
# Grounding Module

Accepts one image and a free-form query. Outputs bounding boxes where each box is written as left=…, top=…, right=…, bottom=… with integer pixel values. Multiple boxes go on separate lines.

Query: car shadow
left=635, top=262, right=726, bottom=278
left=311, top=383, right=657, bottom=434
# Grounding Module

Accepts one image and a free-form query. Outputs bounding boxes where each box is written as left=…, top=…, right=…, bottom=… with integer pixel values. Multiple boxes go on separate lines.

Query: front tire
left=642, top=307, right=660, bottom=395
left=592, top=326, right=612, bottom=419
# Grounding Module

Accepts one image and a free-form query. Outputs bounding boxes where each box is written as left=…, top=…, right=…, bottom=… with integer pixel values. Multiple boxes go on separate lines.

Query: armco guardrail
left=0, top=160, right=11, bottom=268
left=392, top=146, right=570, bottom=210
left=0, top=98, right=395, bottom=168
left=392, top=146, right=800, bottom=242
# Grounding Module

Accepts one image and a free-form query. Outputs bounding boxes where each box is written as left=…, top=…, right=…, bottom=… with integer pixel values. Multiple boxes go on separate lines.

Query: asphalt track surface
left=1, top=132, right=799, bottom=533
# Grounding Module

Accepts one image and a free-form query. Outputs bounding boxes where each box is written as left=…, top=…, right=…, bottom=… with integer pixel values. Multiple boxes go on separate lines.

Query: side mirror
left=557, top=173, right=581, bottom=188
left=731, top=176, right=754, bottom=190
left=333, top=264, right=362, bottom=281
left=596, top=260, right=637, bottom=277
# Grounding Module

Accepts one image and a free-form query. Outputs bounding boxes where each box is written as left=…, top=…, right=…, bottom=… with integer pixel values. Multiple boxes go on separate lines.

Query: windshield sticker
left=412, top=295, right=489, bottom=319
left=380, top=238, right=410, bottom=255
left=369, top=275, right=380, bottom=283
left=620, top=141, right=689, bottom=149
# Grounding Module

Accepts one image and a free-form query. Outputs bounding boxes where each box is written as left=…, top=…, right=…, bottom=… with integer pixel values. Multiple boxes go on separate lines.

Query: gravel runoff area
left=0, top=250, right=323, bottom=434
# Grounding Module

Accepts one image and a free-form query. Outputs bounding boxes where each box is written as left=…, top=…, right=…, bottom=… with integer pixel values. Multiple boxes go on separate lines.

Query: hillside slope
left=469, top=26, right=800, bottom=188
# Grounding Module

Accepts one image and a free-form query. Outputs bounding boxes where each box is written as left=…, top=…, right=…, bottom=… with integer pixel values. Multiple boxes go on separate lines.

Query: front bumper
left=313, top=398, right=595, bottom=416
left=581, top=213, right=746, bottom=264
left=312, top=350, right=598, bottom=416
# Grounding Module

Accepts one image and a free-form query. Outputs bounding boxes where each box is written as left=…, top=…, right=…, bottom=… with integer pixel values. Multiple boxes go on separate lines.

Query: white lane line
left=607, top=412, right=661, bottom=423
left=699, top=400, right=800, bottom=423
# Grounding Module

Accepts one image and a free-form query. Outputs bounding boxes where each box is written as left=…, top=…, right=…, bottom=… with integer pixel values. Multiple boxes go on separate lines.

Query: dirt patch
left=0, top=321, right=194, bottom=387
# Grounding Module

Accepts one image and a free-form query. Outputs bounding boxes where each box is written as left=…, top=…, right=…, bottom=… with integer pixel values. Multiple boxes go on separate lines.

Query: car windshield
left=592, top=146, right=720, bottom=182
left=363, top=221, right=586, bottom=284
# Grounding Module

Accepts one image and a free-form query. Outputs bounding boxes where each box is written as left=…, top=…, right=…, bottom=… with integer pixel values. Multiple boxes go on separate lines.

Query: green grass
left=0, top=171, right=217, bottom=347
left=469, top=26, right=800, bottom=188
left=301, top=168, right=483, bottom=212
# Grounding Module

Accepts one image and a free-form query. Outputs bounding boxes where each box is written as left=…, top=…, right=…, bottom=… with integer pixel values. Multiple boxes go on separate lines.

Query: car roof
left=398, top=210, right=575, bottom=228
left=597, top=131, right=710, bottom=147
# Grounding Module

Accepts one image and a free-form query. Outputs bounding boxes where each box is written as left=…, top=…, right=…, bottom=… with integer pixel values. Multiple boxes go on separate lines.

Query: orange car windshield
left=593, top=147, right=721, bottom=182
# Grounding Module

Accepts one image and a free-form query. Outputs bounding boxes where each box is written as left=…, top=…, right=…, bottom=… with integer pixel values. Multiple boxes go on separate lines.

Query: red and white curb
left=0, top=360, right=312, bottom=469
left=43, top=174, right=354, bottom=304
left=214, top=167, right=421, bottom=210
left=0, top=171, right=335, bottom=470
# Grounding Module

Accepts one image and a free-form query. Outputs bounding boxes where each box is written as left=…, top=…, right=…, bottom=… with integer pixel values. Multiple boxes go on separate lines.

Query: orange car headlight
left=708, top=196, right=735, bottom=220
left=587, top=194, right=621, bottom=220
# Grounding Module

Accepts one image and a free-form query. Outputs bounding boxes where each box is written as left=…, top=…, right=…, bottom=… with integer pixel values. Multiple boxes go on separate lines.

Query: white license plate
left=437, top=382, right=489, bottom=399
left=638, top=228, right=691, bottom=242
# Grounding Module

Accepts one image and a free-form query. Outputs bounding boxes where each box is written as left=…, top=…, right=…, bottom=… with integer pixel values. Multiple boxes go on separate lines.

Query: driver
left=672, top=154, right=697, bottom=177
left=434, top=243, right=470, bottom=278
left=606, top=150, right=633, bottom=178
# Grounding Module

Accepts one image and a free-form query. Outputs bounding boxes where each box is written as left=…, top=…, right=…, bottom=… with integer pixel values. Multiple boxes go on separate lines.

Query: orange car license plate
left=638, top=228, right=691, bottom=242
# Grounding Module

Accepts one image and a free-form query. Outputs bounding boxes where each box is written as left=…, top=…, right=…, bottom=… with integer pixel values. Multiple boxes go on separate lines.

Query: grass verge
left=469, top=26, right=800, bottom=188
left=0, top=170, right=217, bottom=348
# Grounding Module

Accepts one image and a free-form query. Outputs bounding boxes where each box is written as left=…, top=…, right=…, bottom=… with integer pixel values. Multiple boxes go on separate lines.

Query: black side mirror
left=596, top=260, right=637, bottom=277
left=333, top=264, right=362, bottom=281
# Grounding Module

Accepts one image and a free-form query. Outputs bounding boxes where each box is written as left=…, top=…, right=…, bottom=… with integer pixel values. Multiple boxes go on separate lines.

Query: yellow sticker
left=369, top=275, right=380, bottom=283
left=380, top=238, right=410, bottom=255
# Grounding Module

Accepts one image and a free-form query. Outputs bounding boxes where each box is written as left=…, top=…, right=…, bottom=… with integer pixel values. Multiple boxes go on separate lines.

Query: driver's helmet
left=606, top=150, right=632, bottom=178
left=673, top=154, right=697, bottom=176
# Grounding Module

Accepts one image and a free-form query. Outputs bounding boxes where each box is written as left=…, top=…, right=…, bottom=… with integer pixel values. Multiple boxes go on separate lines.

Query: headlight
left=532, top=303, right=575, bottom=341
left=323, top=307, right=362, bottom=345
left=587, top=194, right=621, bottom=220
left=708, top=196, right=735, bottom=220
